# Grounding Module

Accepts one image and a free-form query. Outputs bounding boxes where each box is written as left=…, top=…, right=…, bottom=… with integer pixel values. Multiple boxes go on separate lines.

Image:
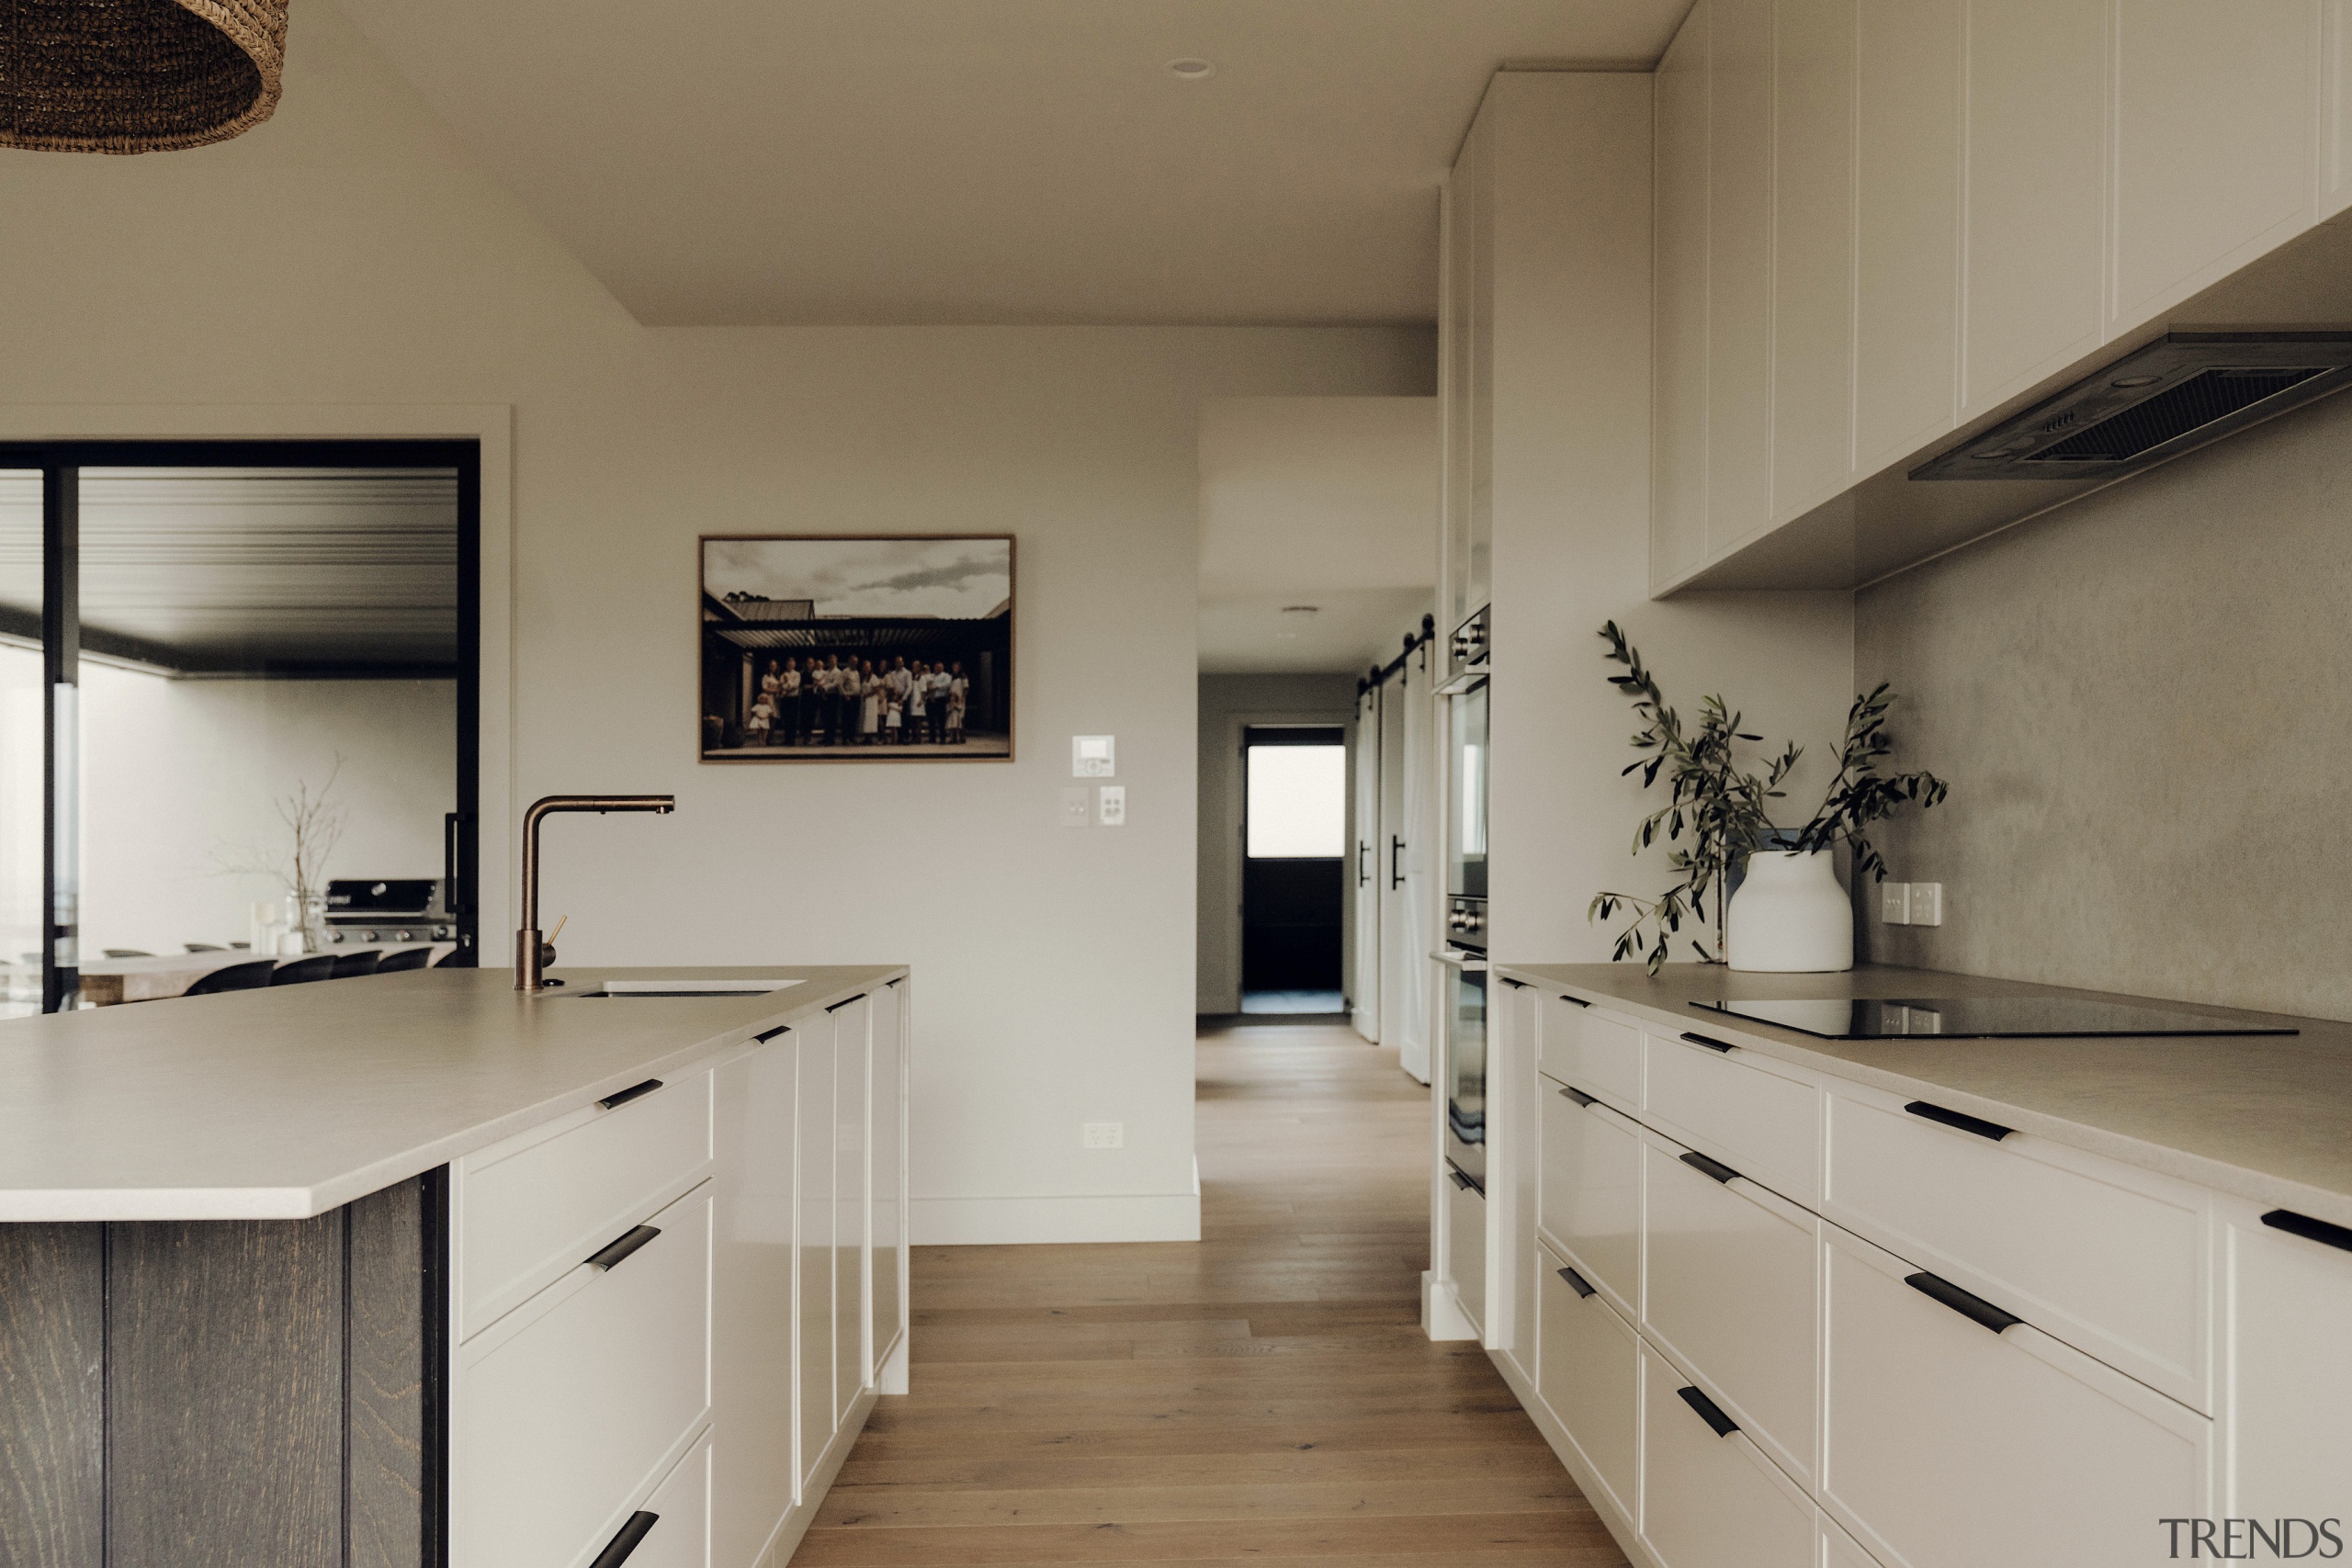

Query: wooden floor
left=793, top=1018, right=1629, bottom=1566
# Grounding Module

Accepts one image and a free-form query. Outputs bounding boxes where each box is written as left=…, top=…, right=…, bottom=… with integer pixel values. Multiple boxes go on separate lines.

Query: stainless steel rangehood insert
left=1911, top=331, right=2352, bottom=480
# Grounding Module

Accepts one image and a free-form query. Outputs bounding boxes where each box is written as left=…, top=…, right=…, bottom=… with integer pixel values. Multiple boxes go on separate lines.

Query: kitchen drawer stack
left=1518, top=987, right=2352, bottom=1568
left=447, top=978, right=909, bottom=1568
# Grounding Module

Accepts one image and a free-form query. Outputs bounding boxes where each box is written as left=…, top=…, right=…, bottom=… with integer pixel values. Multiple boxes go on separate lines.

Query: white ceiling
left=326, top=0, right=1688, bottom=325
left=1198, top=396, right=1436, bottom=673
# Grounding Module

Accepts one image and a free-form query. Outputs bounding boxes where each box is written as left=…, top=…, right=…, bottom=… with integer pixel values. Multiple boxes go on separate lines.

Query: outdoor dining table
left=69, top=945, right=457, bottom=1006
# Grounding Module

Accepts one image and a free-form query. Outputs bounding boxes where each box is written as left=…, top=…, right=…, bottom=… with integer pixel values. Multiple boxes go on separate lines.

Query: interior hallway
left=795, top=1019, right=1627, bottom=1565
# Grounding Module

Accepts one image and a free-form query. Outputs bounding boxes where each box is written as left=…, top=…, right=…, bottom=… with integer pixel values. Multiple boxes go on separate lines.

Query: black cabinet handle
left=588, top=1511, right=661, bottom=1568
left=1905, top=1100, right=2015, bottom=1142
left=1905, top=1270, right=2022, bottom=1335
left=1679, top=1150, right=1741, bottom=1185
left=826, top=992, right=868, bottom=1012
left=1499, top=976, right=1529, bottom=989
left=1557, top=994, right=1590, bottom=1008
left=1557, top=1265, right=1596, bottom=1299
left=596, top=1079, right=662, bottom=1111
left=1676, top=1385, right=1739, bottom=1438
left=2262, top=1209, right=2352, bottom=1254
left=1559, top=1084, right=1597, bottom=1108
left=1447, top=1168, right=1484, bottom=1195
left=587, top=1225, right=662, bottom=1272
left=1679, top=1032, right=1736, bottom=1055
left=754, top=1024, right=791, bottom=1043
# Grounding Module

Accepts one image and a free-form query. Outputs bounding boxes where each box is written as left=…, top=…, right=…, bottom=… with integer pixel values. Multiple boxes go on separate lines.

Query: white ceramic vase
left=1724, top=849, right=1853, bottom=973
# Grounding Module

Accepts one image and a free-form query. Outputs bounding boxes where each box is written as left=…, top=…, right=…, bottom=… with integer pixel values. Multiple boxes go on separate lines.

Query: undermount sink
left=555, top=978, right=805, bottom=998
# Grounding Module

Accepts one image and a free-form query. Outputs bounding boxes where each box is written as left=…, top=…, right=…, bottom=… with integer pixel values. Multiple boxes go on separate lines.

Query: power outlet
left=1060, top=786, right=1092, bottom=828
left=1082, top=1122, right=1124, bottom=1149
left=1909, top=882, right=1944, bottom=926
left=1098, top=785, right=1126, bottom=827
left=1880, top=882, right=1912, bottom=925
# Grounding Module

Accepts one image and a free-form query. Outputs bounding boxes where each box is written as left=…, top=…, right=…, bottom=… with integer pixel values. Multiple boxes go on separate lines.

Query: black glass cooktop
left=1690, top=996, right=2299, bottom=1040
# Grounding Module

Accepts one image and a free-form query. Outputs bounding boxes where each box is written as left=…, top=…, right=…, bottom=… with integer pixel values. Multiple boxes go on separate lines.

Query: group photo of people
left=741, top=654, right=969, bottom=747
left=700, top=534, right=1015, bottom=761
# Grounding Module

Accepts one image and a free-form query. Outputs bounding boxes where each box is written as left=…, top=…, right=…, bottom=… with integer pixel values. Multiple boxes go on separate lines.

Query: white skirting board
left=1421, top=1269, right=1479, bottom=1341
left=910, top=1191, right=1202, bottom=1245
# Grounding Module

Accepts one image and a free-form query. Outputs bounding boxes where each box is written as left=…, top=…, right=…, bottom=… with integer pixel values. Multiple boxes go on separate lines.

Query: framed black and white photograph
left=700, top=535, right=1014, bottom=761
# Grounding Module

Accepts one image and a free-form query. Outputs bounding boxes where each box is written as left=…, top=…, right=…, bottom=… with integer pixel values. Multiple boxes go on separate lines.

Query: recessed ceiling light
left=1167, top=58, right=1216, bottom=80
left=2110, top=375, right=2162, bottom=388
left=1281, top=604, right=1319, bottom=615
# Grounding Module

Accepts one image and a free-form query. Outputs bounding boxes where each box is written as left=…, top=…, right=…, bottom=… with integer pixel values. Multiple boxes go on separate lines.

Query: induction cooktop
left=1689, top=996, right=2300, bottom=1040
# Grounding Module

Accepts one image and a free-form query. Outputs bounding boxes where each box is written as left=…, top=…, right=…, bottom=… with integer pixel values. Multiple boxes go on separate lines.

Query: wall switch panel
left=1097, top=785, right=1125, bottom=826
left=1880, top=882, right=1912, bottom=925
left=1082, top=1122, right=1125, bottom=1148
left=1072, top=735, right=1115, bottom=777
left=1909, top=882, right=1943, bottom=926
left=1061, top=786, right=1092, bottom=828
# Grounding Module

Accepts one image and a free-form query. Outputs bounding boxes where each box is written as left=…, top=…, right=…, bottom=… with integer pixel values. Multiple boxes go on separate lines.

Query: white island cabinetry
left=449, top=976, right=910, bottom=1568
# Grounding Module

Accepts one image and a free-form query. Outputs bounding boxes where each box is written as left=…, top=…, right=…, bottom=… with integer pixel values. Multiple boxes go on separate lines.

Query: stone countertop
left=1495, top=961, right=2352, bottom=1230
left=0, top=965, right=904, bottom=1223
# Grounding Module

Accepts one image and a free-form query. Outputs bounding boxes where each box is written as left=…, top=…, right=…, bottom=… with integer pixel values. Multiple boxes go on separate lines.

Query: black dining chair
left=375, top=947, right=433, bottom=974
left=104, top=949, right=153, bottom=958
left=434, top=948, right=468, bottom=967
left=271, top=955, right=337, bottom=985
left=183, top=960, right=278, bottom=996
left=330, top=951, right=381, bottom=978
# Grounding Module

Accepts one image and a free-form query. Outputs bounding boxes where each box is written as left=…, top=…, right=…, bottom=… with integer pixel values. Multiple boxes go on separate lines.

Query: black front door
left=1240, top=726, right=1346, bottom=996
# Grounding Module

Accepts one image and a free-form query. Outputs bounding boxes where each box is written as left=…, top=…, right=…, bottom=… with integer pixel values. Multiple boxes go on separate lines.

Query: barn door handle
left=1390, top=836, right=1406, bottom=889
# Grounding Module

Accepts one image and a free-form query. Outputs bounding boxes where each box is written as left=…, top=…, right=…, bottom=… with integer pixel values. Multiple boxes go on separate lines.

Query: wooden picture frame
left=700, top=535, right=1014, bottom=761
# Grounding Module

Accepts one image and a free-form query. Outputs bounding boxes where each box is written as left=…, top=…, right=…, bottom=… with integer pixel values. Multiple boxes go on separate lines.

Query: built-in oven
left=1444, top=671, right=1487, bottom=953
left=1443, top=960, right=1486, bottom=1187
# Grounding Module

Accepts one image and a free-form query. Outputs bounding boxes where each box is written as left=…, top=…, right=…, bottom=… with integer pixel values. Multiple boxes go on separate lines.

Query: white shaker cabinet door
left=616, top=1428, right=712, bottom=1568
left=2110, top=0, right=2318, bottom=332
left=1703, top=0, right=1774, bottom=558
left=1821, top=1224, right=2211, bottom=1568
left=1959, top=0, right=2107, bottom=420
left=1639, top=1339, right=1815, bottom=1568
left=1651, top=0, right=1709, bottom=588
left=1445, top=1170, right=1487, bottom=1336
left=1642, top=1134, right=1820, bottom=1489
left=1770, top=0, right=1857, bottom=524
left=832, top=992, right=872, bottom=1419
left=870, top=981, right=908, bottom=1371
left=710, top=1039, right=798, bottom=1564
left=1536, top=1242, right=1639, bottom=1529
left=796, top=1010, right=837, bottom=1492
left=2221, top=1203, right=2352, bottom=1522
left=1536, top=1084, right=1641, bottom=1320
left=1852, top=0, right=1963, bottom=476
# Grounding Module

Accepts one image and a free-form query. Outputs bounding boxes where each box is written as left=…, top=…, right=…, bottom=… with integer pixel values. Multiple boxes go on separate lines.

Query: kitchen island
left=0, top=964, right=909, bottom=1568
left=1445, top=961, right=2352, bottom=1568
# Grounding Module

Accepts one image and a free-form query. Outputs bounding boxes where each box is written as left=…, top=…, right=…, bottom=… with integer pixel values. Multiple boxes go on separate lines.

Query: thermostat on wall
left=1073, top=736, right=1115, bottom=777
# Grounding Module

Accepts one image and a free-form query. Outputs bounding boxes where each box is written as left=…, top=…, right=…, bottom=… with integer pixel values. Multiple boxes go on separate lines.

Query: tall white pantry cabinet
left=447, top=977, right=910, bottom=1568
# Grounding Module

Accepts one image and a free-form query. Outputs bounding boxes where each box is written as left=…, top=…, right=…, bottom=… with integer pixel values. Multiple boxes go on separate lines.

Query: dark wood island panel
left=0, top=1174, right=445, bottom=1568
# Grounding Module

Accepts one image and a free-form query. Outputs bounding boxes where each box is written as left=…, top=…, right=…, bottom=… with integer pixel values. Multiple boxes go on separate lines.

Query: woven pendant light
left=1, top=0, right=289, bottom=153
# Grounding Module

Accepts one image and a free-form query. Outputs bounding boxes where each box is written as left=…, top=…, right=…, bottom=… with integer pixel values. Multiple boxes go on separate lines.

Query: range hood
left=1911, top=331, right=2352, bottom=480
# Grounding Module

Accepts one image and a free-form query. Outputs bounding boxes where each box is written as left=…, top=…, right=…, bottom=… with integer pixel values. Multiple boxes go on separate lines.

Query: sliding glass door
left=0, top=441, right=481, bottom=1015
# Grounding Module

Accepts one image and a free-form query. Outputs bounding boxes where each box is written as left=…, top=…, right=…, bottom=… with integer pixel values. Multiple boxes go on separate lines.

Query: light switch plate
left=1098, top=784, right=1125, bottom=827
left=1909, top=882, right=1944, bottom=926
left=1082, top=1122, right=1124, bottom=1148
left=1060, top=786, right=1092, bottom=828
left=1073, top=735, right=1115, bottom=777
left=1879, top=882, right=1912, bottom=925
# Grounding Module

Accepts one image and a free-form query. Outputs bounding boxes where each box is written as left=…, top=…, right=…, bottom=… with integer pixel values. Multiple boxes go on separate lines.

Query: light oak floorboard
left=794, top=1020, right=1626, bottom=1566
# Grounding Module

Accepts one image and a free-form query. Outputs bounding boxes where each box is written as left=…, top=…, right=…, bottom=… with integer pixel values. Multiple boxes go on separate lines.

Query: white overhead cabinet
left=449, top=983, right=911, bottom=1568
left=1651, top=0, right=2339, bottom=592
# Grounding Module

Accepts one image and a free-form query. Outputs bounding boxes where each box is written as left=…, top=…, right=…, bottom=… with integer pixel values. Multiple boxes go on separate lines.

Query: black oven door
left=1444, top=964, right=1487, bottom=1187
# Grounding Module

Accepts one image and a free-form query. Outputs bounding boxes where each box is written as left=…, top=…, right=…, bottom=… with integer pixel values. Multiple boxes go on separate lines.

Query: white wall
left=0, top=3, right=1432, bottom=1242
left=69, top=663, right=456, bottom=957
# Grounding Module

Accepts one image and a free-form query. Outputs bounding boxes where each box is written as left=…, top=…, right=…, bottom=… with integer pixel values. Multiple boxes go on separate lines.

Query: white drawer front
left=1821, top=1224, right=2211, bottom=1568
left=1445, top=1172, right=1487, bottom=1334
left=1645, top=1029, right=1822, bottom=1209
left=457, top=1069, right=714, bottom=1339
left=589, top=1427, right=711, bottom=1568
left=1535, top=1240, right=1638, bottom=1525
left=453, top=1183, right=714, bottom=1568
left=1539, top=996, right=1642, bottom=1113
left=2222, top=1204, right=2352, bottom=1521
left=1643, top=1132, right=1820, bottom=1488
left=1537, top=1084, right=1642, bottom=1318
left=1823, top=1085, right=2208, bottom=1409
left=1639, top=1338, right=1815, bottom=1568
